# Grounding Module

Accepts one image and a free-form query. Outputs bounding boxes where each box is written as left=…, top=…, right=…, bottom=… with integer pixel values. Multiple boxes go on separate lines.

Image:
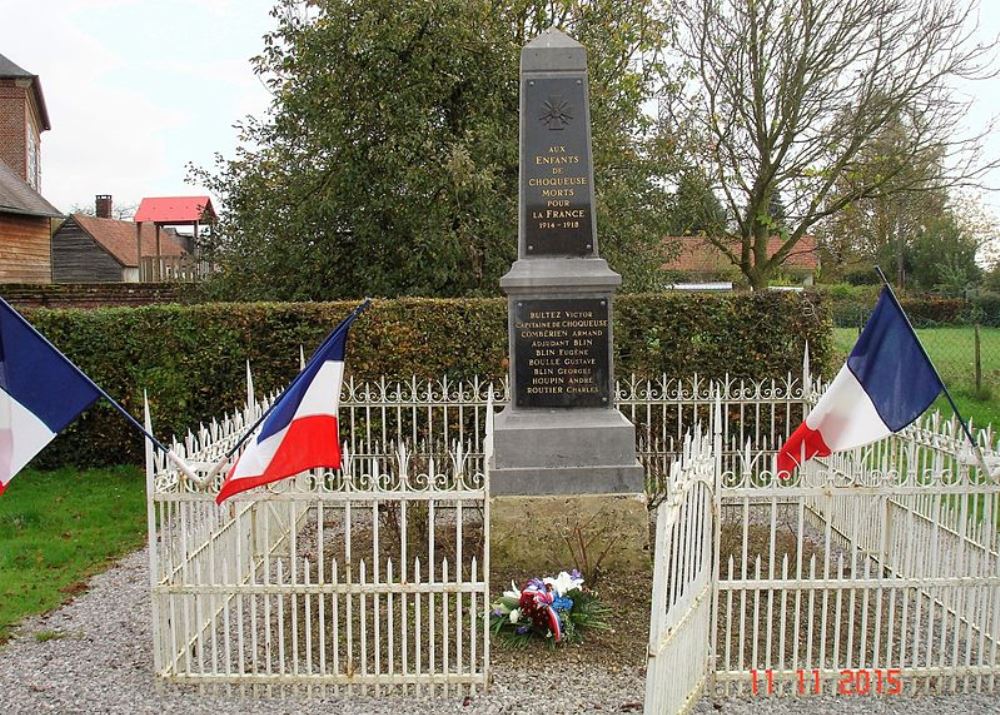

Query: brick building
left=0, top=52, right=50, bottom=191
left=662, top=235, right=820, bottom=286
left=0, top=52, right=58, bottom=283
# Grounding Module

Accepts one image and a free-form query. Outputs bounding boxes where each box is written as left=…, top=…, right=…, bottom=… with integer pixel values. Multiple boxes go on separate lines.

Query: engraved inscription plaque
left=513, top=298, right=610, bottom=407
left=522, top=76, right=594, bottom=256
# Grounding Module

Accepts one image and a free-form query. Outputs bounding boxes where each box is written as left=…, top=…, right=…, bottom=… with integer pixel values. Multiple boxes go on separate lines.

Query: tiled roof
left=70, top=214, right=186, bottom=267
left=134, top=196, right=216, bottom=223
left=662, top=234, right=819, bottom=273
left=0, top=159, right=61, bottom=218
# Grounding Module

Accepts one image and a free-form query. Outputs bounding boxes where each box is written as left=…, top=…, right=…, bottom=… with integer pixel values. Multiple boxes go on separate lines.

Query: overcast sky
left=1, top=1, right=999, bottom=220
left=0, top=0, right=274, bottom=214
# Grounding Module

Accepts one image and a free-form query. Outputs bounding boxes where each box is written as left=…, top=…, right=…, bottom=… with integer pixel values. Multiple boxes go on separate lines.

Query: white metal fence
left=145, top=349, right=1000, bottom=702
left=620, top=350, right=811, bottom=504
left=144, top=364, right=807, bottom=697
left=145, top=391, right=491, bottom=695
left=643, top=394, right=1000, bottom=706
left=645, top=424, right=718, bottom=714
left=712, top=410, right=1000, bottom=698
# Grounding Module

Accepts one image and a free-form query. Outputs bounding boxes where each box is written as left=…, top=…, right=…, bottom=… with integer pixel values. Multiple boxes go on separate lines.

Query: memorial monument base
left=487, top=28, right=648, bottom=578
left=490, top=407, right=643, bottom=495
left=490, top=493, right=649, bottom=574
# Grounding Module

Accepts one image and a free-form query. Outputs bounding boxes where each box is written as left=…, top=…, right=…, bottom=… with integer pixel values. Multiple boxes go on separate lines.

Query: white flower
left=509, top=608, right=521, bottom=624
left=543, top=570, right=584, bottom=597
left=503, top=580, right=521, bottom=600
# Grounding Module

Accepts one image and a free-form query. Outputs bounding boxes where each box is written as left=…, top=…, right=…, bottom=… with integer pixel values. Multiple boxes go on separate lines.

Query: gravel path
left=0, top=549, right=646, bottom=714
left=1, top=549, right=998, bottom=714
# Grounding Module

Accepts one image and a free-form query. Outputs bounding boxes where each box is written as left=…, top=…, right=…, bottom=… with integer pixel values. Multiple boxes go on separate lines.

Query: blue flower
left=552, top=596, right=574, bottom=611
left=515, top=625, right=530, bottom=635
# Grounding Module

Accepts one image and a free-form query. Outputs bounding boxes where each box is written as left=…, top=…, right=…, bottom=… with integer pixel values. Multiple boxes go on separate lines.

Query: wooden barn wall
left=51, top=219, right=124, bottom=283
left=0, top=213, right=52, bottom=284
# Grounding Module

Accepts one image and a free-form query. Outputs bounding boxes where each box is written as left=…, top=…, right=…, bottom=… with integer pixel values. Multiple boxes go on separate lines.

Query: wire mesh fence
left=833, top=324, right=1000, bottom=421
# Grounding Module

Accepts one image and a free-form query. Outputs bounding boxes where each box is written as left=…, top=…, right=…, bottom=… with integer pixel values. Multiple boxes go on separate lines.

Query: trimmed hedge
left=26, top=292, right=832, bottom=468
left=817, top=284, right=1000, bottom=327
left=830, top=295, right=1000, bottom=328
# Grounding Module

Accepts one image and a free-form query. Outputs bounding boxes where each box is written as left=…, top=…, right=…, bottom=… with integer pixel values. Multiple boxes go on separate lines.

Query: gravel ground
left=693, top=694, right=1000, bottom=713
left=1, top=549, right=998, bottom=714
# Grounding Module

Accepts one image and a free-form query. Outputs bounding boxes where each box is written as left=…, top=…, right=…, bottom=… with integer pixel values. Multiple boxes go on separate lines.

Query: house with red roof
left=662, top=235, right=820, bottom=287
left=51, top=194, right=217, bottom=283
left=51, top=196, right=187, bottom=283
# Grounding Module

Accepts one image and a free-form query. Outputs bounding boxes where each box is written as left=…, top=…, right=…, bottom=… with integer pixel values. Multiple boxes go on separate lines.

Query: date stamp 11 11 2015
left=750, top=668, right=903, bottom=696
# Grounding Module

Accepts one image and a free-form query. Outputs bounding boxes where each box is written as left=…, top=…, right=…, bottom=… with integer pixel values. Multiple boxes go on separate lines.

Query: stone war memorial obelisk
left=491, top=28, right=647, bottom=571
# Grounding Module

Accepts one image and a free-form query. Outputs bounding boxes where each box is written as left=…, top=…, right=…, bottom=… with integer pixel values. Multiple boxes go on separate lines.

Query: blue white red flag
left=777, top=288, right=943, bottom=476
left=216, top=314, right=359, bottom=503
left=0, top=299, right=101, bottom=495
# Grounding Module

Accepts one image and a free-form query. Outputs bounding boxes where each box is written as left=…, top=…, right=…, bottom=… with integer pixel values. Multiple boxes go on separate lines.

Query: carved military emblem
left=539, top=97, right=572, bottom=130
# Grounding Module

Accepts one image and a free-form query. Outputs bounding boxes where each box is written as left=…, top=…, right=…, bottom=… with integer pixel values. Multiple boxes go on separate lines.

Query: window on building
left=26, top=125, right=39, bottom=190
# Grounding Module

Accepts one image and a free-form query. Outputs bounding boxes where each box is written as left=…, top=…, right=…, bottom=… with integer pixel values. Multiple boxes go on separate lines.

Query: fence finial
left=712, top=387, right=722, bottom=438
left=484, top=386, right=495, bottom=461
left=245, top=360, right=255, bottom=408
left=802, top=341, right=811, bottom=396
left=143, top=390, right=156, bottom=476
left=299, top=345, right=306, bottom=371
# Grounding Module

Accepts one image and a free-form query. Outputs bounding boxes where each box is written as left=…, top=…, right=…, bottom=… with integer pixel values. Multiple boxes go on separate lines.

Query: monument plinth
left=490, top=28, right=645, bottom=571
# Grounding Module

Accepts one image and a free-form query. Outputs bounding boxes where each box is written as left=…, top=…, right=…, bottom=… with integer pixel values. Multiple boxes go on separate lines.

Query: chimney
left=95, top=194, right=112, bottom=219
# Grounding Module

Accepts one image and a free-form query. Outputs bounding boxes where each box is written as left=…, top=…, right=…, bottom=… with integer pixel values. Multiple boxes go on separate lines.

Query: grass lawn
left=833, top=326, right=1000, bottom=427
left=0, top=466, right=147, bottom=643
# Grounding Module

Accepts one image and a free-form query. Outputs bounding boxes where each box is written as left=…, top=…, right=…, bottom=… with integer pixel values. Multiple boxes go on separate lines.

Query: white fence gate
left=645, top=423, right=718, bottom=714
left=713, top=413, right=1000, bottom=697
left=145, top=389, right=491, bottom=695
left=644, top=381, right=1000, bottom=706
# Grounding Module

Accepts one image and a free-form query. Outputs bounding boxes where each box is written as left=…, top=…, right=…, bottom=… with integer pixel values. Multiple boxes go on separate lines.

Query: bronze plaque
left=522, top=76, right=594, bottom=256
left=513, top=298, right=610, bottom=407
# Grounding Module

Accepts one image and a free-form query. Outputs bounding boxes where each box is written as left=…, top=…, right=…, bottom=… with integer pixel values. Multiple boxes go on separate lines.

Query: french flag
left=777, top=288, right=943, bottom=476
left=0, top=300, right=101, bottom=495
left=216, top=313, right=359, bottom=504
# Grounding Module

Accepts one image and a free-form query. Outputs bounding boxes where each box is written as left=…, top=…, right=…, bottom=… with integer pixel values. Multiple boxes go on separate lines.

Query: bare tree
left=69, top=201, right=138, bottom=221
left=664, top=0, right=999, bottom=289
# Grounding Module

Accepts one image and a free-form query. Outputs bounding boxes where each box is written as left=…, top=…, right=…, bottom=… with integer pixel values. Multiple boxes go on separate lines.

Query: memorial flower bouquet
left=489, top=570, right=608, bottom=647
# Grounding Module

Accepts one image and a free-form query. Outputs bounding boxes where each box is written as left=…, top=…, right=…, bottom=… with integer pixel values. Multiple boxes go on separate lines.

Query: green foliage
left=822, top=287, right=1000, bottom=328
left=666, top=169, right=727, bottom=236
left=192, top=0, right=677, bottom=299
left=816, top=283, right=881, bottom=301
left=907, top=213, right=982, bottom=294
left=0, top=466, right=147, bottom=642
left=24, top=293, right=831, bottom=468
left=614, top=291, right=832, bottom=379
left=817, top=121, right=987, bottom=293
left=33, top=629, right=69, bottom=642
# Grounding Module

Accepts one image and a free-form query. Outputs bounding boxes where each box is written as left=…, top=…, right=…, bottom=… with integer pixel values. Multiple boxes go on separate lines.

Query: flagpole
left=0, top=297, right=200, bottom=482
left=205, top=298, right=372, bottom=480
left=874, top=266, right=991, bottom=474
